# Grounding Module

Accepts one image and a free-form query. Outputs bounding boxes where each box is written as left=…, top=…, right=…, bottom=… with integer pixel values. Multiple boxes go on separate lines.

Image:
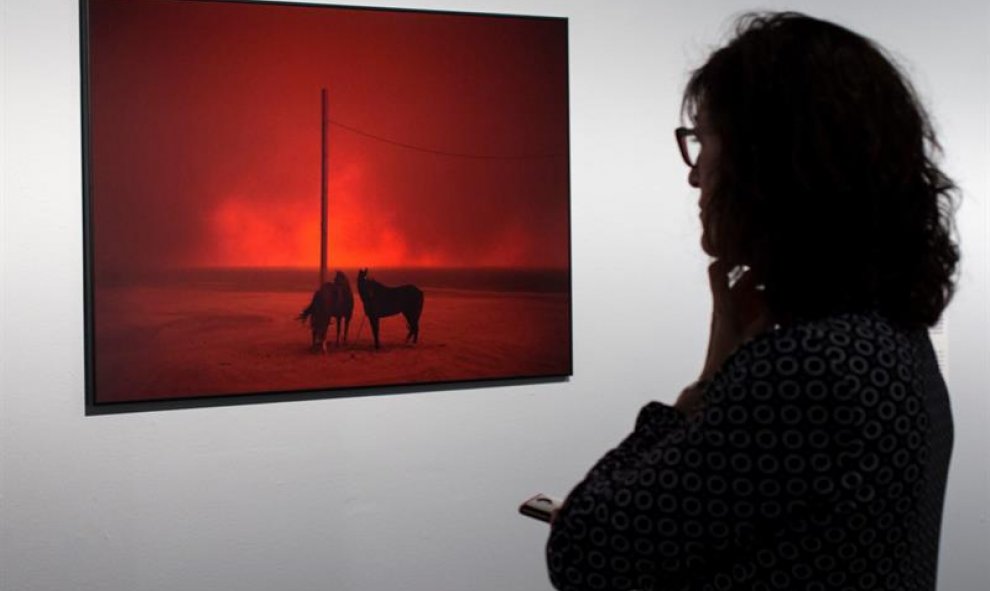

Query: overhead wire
left=326, top=117, right=566, bottom=161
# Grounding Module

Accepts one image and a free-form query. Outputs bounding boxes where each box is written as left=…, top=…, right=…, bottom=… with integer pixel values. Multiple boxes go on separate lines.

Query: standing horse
left=299, top=271, right=354, bottom=353
left=356, top=268, right=424, bottom=349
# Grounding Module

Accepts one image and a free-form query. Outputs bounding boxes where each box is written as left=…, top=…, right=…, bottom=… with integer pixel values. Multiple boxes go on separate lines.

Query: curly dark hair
left=683, top=12, right=958, bottom=328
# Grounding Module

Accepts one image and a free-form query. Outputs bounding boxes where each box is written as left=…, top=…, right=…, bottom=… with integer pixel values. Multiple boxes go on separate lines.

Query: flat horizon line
left=174, top=264, right=571, bottom=272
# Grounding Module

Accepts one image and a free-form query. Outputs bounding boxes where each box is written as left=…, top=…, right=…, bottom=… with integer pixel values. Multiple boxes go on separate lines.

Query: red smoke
left=87, top=0, right=569, bottom=273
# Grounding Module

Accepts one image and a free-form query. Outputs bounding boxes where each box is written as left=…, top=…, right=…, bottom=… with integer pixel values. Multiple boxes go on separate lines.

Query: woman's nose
left=688, top=166, right=700, bottom=188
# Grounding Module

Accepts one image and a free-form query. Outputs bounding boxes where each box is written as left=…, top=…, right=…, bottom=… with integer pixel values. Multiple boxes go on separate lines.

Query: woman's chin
left=700, top=233, right=718, bottom=257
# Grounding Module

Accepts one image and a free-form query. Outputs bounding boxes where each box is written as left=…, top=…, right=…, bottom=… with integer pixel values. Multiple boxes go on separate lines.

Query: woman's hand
left=699, top=260, right=772, bottom=383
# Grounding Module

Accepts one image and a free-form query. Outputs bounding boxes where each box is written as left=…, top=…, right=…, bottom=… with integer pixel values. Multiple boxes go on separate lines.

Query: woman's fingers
left=729, top=264, right=760, bottom=293
left=707, top=259, right=731, bottom=294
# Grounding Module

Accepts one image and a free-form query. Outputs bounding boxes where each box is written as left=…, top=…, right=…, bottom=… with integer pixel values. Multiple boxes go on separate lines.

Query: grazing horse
left=356, top=268, right=424, bottom=349
left=299, top=271, right=354, bottom=353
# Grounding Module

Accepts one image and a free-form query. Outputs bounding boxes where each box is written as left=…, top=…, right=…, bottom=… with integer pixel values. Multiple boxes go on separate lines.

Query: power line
left=327, top=117, right=565, bottom=160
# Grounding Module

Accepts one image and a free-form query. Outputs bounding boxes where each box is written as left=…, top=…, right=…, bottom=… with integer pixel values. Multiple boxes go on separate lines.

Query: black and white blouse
left=547, top=312, right=953, bottom=591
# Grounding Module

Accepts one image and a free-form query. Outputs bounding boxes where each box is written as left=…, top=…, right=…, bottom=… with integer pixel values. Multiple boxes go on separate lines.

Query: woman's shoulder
left=737, top=311, right=910, bottom=359
left=714, top=310, right=918, bottom=395
left=700, top=311, right=938, bottom=442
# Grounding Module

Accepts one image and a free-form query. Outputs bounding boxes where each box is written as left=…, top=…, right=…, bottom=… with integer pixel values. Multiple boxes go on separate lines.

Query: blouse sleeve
left=546, top=326, right=860, bottom=591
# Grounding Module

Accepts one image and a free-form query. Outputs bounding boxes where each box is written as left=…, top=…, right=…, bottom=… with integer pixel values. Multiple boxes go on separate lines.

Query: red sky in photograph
left=86, top=0, right=569, bottom=272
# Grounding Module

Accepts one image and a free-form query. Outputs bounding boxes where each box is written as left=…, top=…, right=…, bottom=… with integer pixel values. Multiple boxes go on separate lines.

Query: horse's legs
left=403, top=313, right=419, bottom=344
left=342, top=315, right=351, bottom=345
left=370, top=316, right=381, bottom=349
left=408, top=295, right=423, bottom=344
left=334, top=314, right=342, bottom=347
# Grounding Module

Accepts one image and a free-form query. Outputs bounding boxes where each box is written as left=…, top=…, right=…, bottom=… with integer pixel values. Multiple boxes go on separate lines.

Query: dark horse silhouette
left=298, top=271, right=354, bottom=353
left=356, top=268, right=424, bottom=349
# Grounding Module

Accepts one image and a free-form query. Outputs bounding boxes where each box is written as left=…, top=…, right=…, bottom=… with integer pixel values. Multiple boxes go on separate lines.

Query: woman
left=547, top=12, right=957, bottom=591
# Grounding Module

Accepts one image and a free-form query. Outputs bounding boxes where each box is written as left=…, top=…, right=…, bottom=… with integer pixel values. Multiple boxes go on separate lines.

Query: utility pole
left=320, top=87, right=328, bottom=287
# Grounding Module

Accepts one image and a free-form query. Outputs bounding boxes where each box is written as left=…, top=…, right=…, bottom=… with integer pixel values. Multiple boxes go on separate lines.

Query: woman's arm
left=546, top=366, right=827, bottom=591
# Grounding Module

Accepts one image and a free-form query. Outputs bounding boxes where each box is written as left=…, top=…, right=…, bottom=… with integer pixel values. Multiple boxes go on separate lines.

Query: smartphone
left=519, top=493, right=561, bottom=523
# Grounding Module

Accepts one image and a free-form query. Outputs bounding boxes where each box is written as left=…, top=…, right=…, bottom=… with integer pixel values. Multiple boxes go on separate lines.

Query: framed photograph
left=81, top=0, right=571, bottom=413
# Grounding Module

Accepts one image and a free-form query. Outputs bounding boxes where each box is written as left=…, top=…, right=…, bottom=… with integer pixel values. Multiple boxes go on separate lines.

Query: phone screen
left=519, top=494, right=561, bottom=523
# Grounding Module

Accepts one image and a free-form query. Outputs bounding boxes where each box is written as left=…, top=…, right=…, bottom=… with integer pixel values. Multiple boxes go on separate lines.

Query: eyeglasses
left=675, top=127, right=700, bottom=168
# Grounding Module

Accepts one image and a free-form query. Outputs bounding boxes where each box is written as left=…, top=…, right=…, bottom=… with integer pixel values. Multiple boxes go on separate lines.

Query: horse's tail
left=343, top=289, right=355, bottom=319
left=408, top=288, right=424, bottom=343
left=414, top=288, right=424, bottom=320
left=405, top=287, right=424, bottom=325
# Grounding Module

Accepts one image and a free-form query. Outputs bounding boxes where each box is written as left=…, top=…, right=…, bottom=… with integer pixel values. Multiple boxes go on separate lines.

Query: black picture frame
left=81, top=0, right=571, bottom=414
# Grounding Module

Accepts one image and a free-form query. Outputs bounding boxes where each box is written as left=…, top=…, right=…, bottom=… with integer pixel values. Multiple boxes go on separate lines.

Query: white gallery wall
left=2, top=0, right=987, bottom=589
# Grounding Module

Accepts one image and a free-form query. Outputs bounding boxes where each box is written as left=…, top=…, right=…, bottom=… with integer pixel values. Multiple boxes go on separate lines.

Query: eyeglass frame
left=675, top=127, right=699, bottom=168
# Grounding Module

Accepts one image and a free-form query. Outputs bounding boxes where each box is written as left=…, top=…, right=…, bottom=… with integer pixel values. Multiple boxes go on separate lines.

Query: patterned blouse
left=547, top=312, right=953, bottom=591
